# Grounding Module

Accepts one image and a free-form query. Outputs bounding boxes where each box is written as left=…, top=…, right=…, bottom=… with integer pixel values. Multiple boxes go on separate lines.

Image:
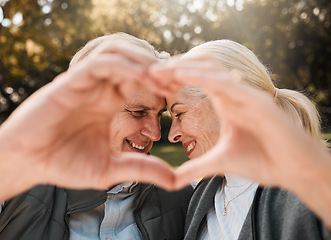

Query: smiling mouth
left=183, top=140, right=196, bottom=157
left=187, top=141, right=196, bottom=152
left=126, top=139, right=148, bottom=151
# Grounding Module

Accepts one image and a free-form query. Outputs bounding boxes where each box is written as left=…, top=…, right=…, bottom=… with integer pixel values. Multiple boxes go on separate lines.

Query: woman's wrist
left=288, top=143, right=331, bottom=228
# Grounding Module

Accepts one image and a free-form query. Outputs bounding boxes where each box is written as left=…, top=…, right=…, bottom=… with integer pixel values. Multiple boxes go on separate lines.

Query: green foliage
left=151, top=143, right=189, bottom=167
left=0, top=0, right=96, bottom=113
left=0, top=0, right=330, bottom=130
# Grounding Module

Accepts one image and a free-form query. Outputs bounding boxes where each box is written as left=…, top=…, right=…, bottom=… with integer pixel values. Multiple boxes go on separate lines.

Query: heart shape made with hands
left=2, top=51, right=327, bottom=229
left=54, top=39, right=307, bottom=193
left=55, top=50, right=297, bottom=192
left=3, top=46, right=298, bottom=202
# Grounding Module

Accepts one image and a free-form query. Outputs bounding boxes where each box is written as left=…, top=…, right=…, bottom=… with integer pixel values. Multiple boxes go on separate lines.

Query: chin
left=190, top=151, right=203, bottom=160
left=188, top=153, right=197, bottom=160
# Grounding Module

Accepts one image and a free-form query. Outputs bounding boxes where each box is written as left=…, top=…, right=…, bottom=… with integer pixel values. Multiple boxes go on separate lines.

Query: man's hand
left=0, top=44, right=175, bottom=201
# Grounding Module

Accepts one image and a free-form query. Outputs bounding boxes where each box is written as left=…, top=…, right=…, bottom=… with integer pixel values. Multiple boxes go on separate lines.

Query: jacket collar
left=65, top=189, right=107, bottom=213
left=185, top=176, right=223, bottom=237
left=65, top=183, right=153, bottom=214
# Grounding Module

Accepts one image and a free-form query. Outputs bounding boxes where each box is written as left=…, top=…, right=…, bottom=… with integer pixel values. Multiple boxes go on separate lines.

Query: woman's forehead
left=167, top=88, right=202, bottom=108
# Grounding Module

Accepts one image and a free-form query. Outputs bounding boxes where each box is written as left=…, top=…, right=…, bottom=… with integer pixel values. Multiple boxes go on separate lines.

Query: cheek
left=109, top=115, right=139, bottom=143
left=189, top=112, right=220, bottom=146
left=201, top=114, right=220, bottom=147
left=180, top=117, right=201, bottom=137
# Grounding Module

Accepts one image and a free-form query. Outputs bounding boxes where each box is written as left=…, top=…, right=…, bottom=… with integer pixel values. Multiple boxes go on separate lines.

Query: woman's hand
left=150, top=58, right=331, bottom=227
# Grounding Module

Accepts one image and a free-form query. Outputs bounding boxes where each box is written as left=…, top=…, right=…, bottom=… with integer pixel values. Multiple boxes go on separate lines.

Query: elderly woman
left=151, top=39, right=331, bottom=239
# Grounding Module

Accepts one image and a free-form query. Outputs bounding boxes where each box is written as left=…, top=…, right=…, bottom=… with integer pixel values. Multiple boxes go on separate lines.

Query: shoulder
left=257, top=187, right=309, bottom=212
left=1, top=185, right=68, bottom=222
left=253, top=187, right=331, bottom=239
left=254, top=186, right=317, bottom=221
left=4, top=185, right=66, bottom=209
left=0, top=185, right=68, bottom=238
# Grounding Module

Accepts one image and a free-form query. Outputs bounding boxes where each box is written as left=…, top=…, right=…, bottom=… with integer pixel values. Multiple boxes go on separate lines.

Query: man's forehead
left=126, top=91, right=166, bottom=109
left=125, top=100, right=166, bottom=111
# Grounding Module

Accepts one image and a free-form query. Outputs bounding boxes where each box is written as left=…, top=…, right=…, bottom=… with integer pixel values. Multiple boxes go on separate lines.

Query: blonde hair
left=69, top=32, right=169, bottom=67
left=186, top=40, right=322, bottom=141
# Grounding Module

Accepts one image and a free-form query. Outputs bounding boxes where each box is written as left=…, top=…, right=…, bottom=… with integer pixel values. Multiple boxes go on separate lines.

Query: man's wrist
left=0, top=132, right=37, bottom=201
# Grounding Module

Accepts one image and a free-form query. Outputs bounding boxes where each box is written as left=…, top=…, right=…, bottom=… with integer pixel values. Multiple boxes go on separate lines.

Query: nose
left=140, top=117, right=161, bottom=141
left=168, top=121, right=182, bottom=143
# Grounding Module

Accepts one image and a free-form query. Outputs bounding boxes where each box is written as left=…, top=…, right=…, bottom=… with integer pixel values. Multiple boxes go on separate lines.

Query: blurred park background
left=0, top=0, right=330, bottom=166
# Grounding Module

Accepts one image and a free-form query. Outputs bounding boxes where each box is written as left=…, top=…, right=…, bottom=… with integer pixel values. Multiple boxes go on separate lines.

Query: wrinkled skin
left=0, top=42, right=174, bottom=201
left=1, top=45, right=331, bottom=229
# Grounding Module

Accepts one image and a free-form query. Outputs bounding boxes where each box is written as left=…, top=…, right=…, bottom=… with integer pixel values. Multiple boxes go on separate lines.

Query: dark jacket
left=185, top=176, right=331, bottom=240
left=0, top=183, right=193, bottom=240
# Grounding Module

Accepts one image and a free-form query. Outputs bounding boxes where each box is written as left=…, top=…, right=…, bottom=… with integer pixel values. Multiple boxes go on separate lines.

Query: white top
left=200, top=174, right=259, bottom=240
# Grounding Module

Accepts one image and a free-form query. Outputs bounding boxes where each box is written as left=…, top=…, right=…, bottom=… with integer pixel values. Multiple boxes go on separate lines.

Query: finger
left=11, top=54, right=146, bottom=132
left=91, top=42, right=158, bottom=67
left=47, top=54, right=146, bottom=109
left=149, top=63, right=178, bottom=88
left=173, top=69, right=282, bottom=133
left=173, top=68, right=275, bottom=112
left=142, top=77, right=176, bottom=97
left=167, top=56, right=224, bottom=70
left=148, top=64, right=185, bottom=96
left=173, top=68, right=236, bottom=95
left=175, top=160, right=219, bottom=190
left=170, top=68, right=243, bottom=122
left=174, top=150, right=224, bottom=189
left=208, top=83, right=284, bottom=139
left=109, top=153, right=176, bottom=191
left=67, top=54, right=146, bottom=88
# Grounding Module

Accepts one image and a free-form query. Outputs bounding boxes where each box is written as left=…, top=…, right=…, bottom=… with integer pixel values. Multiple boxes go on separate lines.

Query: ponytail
left=275, top=89, right=322, bottom=142
left=185, top=39, right=325, bottom=144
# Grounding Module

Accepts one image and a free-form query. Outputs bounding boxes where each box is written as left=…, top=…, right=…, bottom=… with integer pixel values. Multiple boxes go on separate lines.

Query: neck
left=224, top=174, right=255, bottom=188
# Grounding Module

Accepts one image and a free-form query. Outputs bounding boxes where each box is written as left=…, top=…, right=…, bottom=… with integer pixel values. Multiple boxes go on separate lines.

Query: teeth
left=187, top=141, right=196, bottom=152
left=131, top=142, right=146, bottom=150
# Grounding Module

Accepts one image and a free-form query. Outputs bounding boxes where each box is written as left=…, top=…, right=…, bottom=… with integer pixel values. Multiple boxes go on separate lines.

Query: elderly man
left=0, top=33, right=192, bottom=240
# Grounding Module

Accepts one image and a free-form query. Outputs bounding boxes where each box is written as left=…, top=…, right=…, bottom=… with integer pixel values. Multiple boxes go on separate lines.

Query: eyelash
left=175, top=113, right=183, bottom=118
left=127, top=110, right=164, bottom=119
left=127, top=110, right=145, bottom=119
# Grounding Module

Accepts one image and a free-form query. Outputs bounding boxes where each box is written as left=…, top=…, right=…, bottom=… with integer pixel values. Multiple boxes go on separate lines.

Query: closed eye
left=130, top=110, right=147, bottom=119
left=175, top=112, right=184, bottom=118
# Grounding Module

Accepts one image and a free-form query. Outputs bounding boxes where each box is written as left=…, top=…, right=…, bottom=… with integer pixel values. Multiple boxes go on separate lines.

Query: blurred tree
left=167, top=0, right=331, bottom=131
left=0, top=0, right=330, bottom=131
left=227, top=0, right=331, bottom=131
left=218, top=0, right=331, bottom=131
left=90, top=0, right=198, bottom=54
left=0, top=0, right=96, bottom=121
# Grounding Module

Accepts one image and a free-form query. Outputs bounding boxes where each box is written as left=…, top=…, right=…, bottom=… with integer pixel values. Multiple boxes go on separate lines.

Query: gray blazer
left=185, top=176, right=331, bottom=240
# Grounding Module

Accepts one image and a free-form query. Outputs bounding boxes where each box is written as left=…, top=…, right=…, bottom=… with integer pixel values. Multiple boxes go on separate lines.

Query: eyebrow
left=125, top=105, right=167, bottom=113
left=126, top=105, right=152, bottom=110
left=170, top=102, right=184, bottom=113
